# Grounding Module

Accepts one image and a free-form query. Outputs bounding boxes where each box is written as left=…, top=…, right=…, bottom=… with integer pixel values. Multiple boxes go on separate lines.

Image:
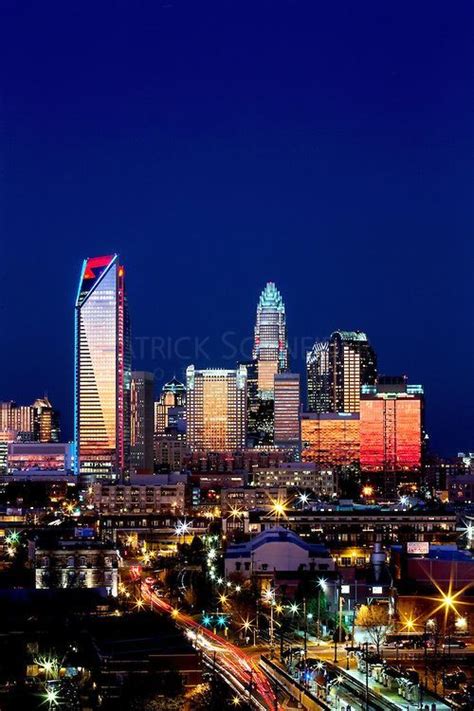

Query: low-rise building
left=91, top=482, right=186, bottom=514
left=224, top=526, right=335, bottom=579
left=248, top=505, right=457, bottom=548
left=251, top=462, right=336, bottom=497
left=32, top=536, right=120, bottom=596
left=6, top=442, right=74, bottom=476
left=221, top=486, right=288, bottom=513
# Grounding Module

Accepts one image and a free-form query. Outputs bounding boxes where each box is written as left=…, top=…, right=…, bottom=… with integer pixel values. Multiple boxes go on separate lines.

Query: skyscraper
left=301, top=412, right=360, bottom=468
left=253, top=282, right=288, bottom=398
left=306, top=341, right=331, bottom=413
left=33, top=397, right=60, bottom=443
left=131, top=371, right=155, bottom=475
left=274, top=373, right=301, bottom=450
left=360, top=376, right=423, bottom=472
left=328, top=330, right=377, bottom=413
left=154, top=377, right=186, bottom=436
left=75, top=254, right=131, bottom=482
left=0, top=399, right=60, bottom=442
left=186, top=366, right=247, bottom=451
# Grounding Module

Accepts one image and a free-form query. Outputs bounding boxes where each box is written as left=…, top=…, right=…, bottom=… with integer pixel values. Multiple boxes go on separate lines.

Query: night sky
left=1, top=1, right=473, bottom=455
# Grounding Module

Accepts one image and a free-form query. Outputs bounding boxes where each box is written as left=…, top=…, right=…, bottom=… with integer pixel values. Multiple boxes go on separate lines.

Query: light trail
left=140, top=578, right=279, bottom=710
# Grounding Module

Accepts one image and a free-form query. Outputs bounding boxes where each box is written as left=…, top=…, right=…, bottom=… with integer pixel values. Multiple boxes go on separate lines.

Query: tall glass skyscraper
left=253, top=282, right=288, bottom=399
left=306, top=341, right=331, bottom=413
left=328, top=330, right=377, bottom=413
left=186, top=366, right=247, bottom=451
left=131, top=371, right=154, bottom=475
left=75, top=254, right=131, bottom=481
left=360, top=376, right=423, bottom=471
left=274, top=373, right=301, bottom=450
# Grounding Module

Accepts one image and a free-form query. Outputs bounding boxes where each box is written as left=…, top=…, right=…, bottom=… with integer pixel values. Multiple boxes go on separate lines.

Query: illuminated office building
left=0, top=402, right=33, bottom=440
left=75, top=254, right=131, bottom=481
left=154, top=377, right=186, bottom=436
left=306, top=341, right=331, bottom=413
left=274, top=373, right=301, bottom=449
left=360, top=376, right=423, bottom=472
left=253, top=282, right=288, bottom=398
left=131, top=371, right=154, bottom=475
left=0, top=399, right=59, bottom=442
left=328, top=330, right=377, bottom=412
left=301, top=412, right=360, bottom=468
left=186, top=366, right=247, bottom=451
left=33, top=397, right=60, bottom=442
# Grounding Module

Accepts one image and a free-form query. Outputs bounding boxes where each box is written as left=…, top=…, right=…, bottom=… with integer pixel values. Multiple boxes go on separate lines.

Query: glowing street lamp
left=298, top=492, right=310, bottom=508
left=43, top=687, right=60, bottom=708
left=174, top=518, right=192, bottom=539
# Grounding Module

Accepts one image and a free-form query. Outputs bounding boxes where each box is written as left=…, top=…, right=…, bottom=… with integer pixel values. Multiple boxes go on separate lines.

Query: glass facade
left=301, top=412, right=360, bottom=467
left=328, top=330, right=377, bottom=413
left=274, top=373, right=301, bottom=448
left=186, top=366, right=247, bottom=451
left=360, top=392, right=422, bottom=471
left=75, top=254, right=131, bottom=481
left=130, top=371, right=154, bottom=474
left=253, top=282, right=288, bottom=398
left=306, top=340, right=331, bottom=412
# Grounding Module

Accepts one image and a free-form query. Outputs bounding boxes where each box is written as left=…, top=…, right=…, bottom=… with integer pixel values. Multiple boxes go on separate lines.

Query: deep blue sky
left=1, top=1, right=473, bottom=455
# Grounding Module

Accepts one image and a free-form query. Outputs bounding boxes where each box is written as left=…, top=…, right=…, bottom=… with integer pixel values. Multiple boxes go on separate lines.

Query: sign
left=407, top=542, right=429, bottom=555
left=341, top=584, right=350, bottom=594
left=372, top=586, right=383, bottom=595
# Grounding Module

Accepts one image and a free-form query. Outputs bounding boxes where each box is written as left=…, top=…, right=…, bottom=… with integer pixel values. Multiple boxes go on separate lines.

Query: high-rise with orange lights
left=301, top=412, right=360, bottom=467
left=360, top=376, right=423, bottom=472
left=75, top=254, right=131, bottom=481
left=186, top=366, right=247, bottom=451
left=274, top=373, right=301, bottom=449
left=328, top=330, right=377, bottom=412
left=253, top=282, right=288, bottom=398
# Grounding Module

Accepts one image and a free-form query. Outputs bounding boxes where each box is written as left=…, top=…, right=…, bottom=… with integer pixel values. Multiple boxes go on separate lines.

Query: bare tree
left=355, top=604, right=390, bottom=655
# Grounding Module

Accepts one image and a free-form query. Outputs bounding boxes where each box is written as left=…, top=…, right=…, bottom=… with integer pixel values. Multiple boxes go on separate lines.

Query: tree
left=355, top=604, right=390, bottom=655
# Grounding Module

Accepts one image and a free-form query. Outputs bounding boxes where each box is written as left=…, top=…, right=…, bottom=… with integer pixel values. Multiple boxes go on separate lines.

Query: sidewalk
left=344, top=664, right=451, bottom=711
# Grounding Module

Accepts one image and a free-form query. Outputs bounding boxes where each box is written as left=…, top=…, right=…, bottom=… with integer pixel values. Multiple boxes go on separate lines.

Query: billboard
left=407, top=541, right=429, bottom=555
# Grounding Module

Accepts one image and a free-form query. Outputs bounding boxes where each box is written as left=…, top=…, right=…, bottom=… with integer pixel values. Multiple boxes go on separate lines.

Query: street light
left=317, top=577, right=327, bottom=641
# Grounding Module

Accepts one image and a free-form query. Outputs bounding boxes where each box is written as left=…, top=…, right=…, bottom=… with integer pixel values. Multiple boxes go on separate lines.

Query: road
left=140, top=578, right=281, bottom=710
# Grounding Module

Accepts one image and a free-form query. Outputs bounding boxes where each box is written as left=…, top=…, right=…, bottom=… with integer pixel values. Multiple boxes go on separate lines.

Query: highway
left=140, top=578, right=281, bottom=710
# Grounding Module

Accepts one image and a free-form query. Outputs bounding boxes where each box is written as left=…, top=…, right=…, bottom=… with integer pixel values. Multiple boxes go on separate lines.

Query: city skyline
left=0, top=5, right=473, bottom=709
left=1, top=2, right=473, bottom=457
left=0, top=256, right=470, bottom=458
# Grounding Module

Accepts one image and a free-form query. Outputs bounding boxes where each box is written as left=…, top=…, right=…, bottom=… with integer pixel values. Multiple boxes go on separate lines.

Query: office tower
left=75, top=254, right=131, bottom=482
left=360, top=376, right=423, bottom=472
left=240, top=360, right=258, bottom=446
left=186, top=366, right=247, bottom=451
left=328, top=330, right=377, bottom=413
left=0, top=399, right=59, bottom=443
left=274, top=373, right=301, bottom=449
left=306, top=341, right=331, bottom=413
left=130, top=371, right=155, bottom=475
left=32, top=397, right=60, bottom=442
left=0, top=402, right=33, bottom=440
left=154, top=377, right=186, bottom=435
left=301, top=412, right=360, bottom=468
left=253, top=282, right=288, bottom=399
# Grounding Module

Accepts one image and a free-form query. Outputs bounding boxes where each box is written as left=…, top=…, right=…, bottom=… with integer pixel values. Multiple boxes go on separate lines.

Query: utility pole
left=334, top=577, right=342, bottom=664
left=365, top=641, right=369, bottom=711
left=303, top=597, right=308, bottom=663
